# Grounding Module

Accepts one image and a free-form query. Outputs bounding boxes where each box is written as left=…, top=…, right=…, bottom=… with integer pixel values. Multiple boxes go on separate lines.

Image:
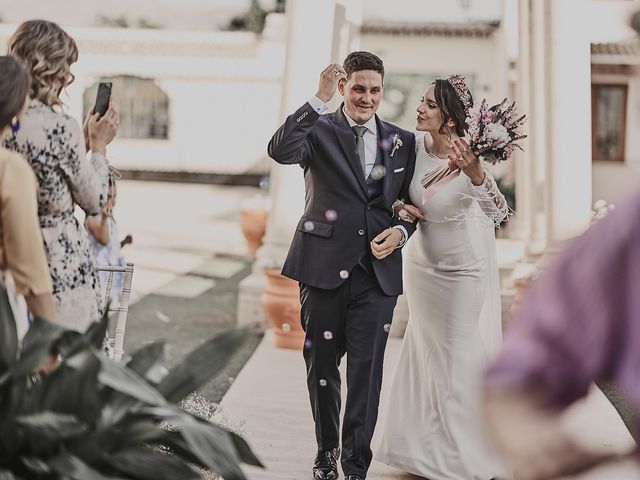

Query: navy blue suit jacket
left=267, top=102, right=417, bottom=296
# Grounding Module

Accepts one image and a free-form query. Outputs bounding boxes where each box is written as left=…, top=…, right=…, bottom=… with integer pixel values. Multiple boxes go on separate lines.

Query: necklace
left=426, top=150, right=450, bottom=161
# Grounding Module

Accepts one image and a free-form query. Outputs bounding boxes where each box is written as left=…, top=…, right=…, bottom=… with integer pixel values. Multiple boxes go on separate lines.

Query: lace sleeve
left=466, top=170, right=510, bottom=227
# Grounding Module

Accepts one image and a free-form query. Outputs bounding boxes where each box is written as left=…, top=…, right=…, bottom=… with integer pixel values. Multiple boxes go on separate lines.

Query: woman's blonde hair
left=8, top=20, right=78, bottom=107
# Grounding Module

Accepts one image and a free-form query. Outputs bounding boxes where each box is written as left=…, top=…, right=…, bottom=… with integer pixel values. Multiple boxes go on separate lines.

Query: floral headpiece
left=447, top=74, right=472, bottom=114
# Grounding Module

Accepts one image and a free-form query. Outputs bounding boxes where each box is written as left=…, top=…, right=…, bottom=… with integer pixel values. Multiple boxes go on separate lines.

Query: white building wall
left=588, top=0, right=640, bottom=204
left=0, top=24, right=286, bottom=174
left=362, top=33, right=508, bottom=106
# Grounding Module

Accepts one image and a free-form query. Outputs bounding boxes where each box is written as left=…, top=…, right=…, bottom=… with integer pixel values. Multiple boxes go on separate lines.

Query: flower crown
left=447, top=74, right=472, bottom=114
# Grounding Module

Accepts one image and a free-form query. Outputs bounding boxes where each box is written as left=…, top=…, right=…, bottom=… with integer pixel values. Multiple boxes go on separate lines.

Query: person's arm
left=24, top=292, right=55, bottom=321
left=483, top=195, right=640, bottom=477
left=62, top=107, right=118, bottom=215
left=483, top=387, right=632, bottom=480
left=85, top=214, right=111, bottom=246
left=1, top=153, right=55, bottom=322
left=268, top=64, right=346, bottom=167
left=449, top=138, right=509, bottom=226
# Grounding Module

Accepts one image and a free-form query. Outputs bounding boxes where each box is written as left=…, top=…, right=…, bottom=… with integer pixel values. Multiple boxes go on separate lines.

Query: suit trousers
left=300, top=264, right=398, bottom=477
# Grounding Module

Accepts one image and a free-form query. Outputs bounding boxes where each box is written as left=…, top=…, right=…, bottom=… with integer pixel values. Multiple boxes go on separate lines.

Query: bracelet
left=392, top=199, right=405, bottom=217
left=396, top=227, right=407, bottom=249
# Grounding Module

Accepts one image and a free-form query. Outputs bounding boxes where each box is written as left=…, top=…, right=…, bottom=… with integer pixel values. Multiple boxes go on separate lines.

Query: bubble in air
left=370, top=165, right=387, bottom=181
left=304, top=339, right=313, bottom=349
left=339, top=270, right=349, bottom=280
left=380, top=137, right=392, bottom=150
left=282, top=323, right=291, bottom=332
left=323, top=331, right=333, bottom=340
left=325, top=209, right=338, bottom=222
left=383, top=323, right=391, bottom=333
left=319, top=379, right=328, bottom=387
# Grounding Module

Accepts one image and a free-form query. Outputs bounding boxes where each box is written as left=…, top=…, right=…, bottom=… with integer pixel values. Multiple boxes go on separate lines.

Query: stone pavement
left=220, top=331, right=640, bottom=480
left=112, top=180, right=639, bottom=479
left=109, top=180, right=266, bottom=399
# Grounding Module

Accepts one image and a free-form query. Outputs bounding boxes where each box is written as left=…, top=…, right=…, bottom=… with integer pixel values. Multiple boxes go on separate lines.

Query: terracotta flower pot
left=261, top=268, right=304, bottom=349
left=239, top=209, right=268, bottom=256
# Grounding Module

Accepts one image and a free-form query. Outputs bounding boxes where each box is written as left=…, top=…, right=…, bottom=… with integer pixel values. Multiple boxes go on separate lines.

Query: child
left=85, top=169, right=132, bottom=302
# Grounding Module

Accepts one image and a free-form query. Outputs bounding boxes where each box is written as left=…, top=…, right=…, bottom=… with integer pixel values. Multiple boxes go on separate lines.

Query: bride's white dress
left=376, top=133, right=508, bottom=479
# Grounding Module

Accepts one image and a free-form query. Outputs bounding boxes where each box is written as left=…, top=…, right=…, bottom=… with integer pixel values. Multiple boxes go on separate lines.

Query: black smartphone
left=94, top=82, right=112, bottom=118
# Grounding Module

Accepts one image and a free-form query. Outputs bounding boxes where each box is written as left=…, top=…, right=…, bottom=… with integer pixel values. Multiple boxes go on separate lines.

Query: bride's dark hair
left=433, top=79, right=472, bottom=138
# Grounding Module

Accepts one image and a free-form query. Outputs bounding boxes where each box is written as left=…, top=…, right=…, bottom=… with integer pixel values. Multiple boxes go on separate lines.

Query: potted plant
left=0, top=284, right=262, bottom=479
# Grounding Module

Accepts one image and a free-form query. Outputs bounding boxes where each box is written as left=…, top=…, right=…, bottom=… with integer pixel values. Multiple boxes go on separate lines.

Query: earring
left=10, top=117, right=20, bottom=133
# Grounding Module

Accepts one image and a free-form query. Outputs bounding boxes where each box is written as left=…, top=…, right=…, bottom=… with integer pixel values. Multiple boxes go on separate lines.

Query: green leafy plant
left=0, top=284, right=262, bottom=479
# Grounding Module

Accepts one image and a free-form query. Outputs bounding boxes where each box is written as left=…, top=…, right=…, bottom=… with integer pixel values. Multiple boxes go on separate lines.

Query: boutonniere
left=390, top=133, right=403, bottom=157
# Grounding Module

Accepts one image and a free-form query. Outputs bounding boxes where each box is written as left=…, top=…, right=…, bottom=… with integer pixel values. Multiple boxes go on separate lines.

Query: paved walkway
left=220, top=331, right=639, bottom=480
left=111, top=180, right=638, bottom=479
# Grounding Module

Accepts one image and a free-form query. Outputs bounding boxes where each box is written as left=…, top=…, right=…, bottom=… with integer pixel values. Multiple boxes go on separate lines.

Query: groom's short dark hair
left=343, top=51, right=384, bottom=80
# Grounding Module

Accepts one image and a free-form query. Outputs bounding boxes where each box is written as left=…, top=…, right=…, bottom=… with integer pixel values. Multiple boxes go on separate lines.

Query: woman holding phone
left=3, top=20, right=119, bottom=332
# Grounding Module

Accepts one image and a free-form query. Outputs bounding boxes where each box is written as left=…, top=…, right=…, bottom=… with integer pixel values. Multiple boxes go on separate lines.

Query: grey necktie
left=352, top=125, right=368, bottom=178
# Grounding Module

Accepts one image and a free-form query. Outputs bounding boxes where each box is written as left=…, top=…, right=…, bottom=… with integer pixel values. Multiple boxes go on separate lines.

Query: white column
left=237, top=0, right=363, bottom=327
left=513, top=0, right=592, bottom=255
left=546, top=0, right=592, bottom=242
left=506, top=0, right=593, bottom=317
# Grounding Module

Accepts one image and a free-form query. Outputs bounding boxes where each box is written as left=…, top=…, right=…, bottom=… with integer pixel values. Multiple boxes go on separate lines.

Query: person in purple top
left=482, top=189, right=640, bottom=479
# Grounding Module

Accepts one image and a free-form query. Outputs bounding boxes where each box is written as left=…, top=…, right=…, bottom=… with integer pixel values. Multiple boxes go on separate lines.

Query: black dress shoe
left=313, top=447, right=340, bottom=480
left=344, top=475, right=363, bottom=480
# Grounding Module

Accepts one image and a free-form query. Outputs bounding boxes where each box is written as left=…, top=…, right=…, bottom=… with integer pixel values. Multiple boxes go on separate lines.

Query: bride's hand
left=398, top=204, right=425, bottom=222
left=448, top=138, right=485, bottom=186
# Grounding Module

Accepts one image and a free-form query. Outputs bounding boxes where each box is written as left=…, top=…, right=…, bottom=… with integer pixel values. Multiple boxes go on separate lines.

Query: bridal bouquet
left=466, top=98, right=527, bottom=164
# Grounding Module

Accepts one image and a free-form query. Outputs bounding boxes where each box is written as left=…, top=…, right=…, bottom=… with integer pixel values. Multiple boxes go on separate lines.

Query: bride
left=375, top=75, right=509, bottom=479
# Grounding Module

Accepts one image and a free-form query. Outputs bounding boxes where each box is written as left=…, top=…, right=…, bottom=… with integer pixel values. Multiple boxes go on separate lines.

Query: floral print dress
left=4, top=99, right=109, bottom=332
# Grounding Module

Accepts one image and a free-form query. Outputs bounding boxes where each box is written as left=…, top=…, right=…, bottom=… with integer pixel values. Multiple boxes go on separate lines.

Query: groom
left=267, top=51, right=416, bottom=480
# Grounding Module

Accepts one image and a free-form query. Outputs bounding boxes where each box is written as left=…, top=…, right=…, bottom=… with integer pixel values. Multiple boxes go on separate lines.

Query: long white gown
left=376, top=133, right=508, bottom=479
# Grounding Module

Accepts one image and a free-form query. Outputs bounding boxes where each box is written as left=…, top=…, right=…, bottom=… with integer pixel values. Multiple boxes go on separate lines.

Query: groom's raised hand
left=316, top=63, right=347, bottom=103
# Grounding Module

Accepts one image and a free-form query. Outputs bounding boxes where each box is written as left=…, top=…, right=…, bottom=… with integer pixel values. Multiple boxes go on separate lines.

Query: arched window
left=83, top=75, right=170, bottom=139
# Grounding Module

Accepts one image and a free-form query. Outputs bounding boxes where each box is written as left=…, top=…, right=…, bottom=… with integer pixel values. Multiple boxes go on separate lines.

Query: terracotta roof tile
left=591, top=40, right=640, bottom=56
left=361, top=21, right=499, bottom=38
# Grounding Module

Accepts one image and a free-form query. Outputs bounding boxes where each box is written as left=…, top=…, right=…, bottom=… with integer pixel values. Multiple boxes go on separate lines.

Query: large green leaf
left=0, top=377, right=29, bottom=458
left=103, top=448, right=200, bottom=480
left=87, top=417, right=166, bottom=453
left=141, top=406, right=259, bottom=479
left=49, top=450, right=115, bottom=480
left=126, top=342, right=167, bottom=384
left=157, top=329, right=252, bottom=403
left=15, top=413, right=87, bottom=442
left=171, top=414, right=248, bottom=480
left=97, top=356, right=167, bottom=407
left=40, top=351, right=102, bottom=424
left=84, top=309, right=110, bottom=351
left=229, top=431, right=264, bottom=468
left=20, top=456, right=51, bottom=475
left=0, top=316, right=65, bottom=388
left=0, top=470, right=20, bottom=480
left=55, top=309, right=109, bottom=360
left=0, top=285, right=18, bottom=375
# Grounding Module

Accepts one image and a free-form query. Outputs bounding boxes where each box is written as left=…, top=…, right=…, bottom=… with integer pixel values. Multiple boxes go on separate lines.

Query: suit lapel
left=376, top=117, right=394, bottom=201
left=328, top=108, right=368, bottom=198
